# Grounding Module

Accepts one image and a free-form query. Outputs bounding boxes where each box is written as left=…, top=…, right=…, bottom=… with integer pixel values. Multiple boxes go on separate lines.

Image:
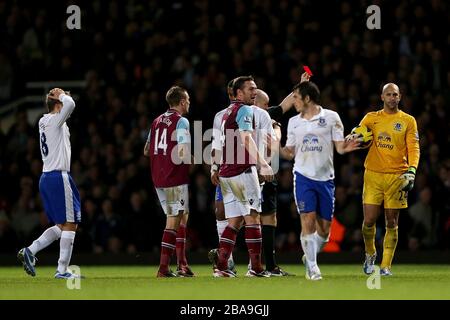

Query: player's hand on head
left=399, top=167, right=416, bottom=192
left=48, top=88, right=65, bottom=100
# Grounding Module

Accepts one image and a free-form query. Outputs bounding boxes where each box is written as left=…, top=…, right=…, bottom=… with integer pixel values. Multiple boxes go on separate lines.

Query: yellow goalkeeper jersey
left=360, top=109, right=420, bottom=173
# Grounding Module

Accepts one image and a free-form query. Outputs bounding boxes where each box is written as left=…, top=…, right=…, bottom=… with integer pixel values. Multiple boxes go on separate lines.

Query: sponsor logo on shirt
left=376, top=132, right=394, bottom=150
left=301, top=134, right=323, bottom=152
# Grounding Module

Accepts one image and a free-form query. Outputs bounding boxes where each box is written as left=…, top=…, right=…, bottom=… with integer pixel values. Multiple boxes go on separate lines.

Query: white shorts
left=156, top=184, right=189, bottom=216
left=219, top=166, right=261, bottom=218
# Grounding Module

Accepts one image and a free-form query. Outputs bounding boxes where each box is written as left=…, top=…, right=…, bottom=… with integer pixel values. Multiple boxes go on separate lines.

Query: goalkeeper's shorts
left=363, top=169, right=408, bottom=209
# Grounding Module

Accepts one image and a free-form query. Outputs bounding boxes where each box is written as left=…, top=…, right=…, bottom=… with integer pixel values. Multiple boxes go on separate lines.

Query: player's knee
left=228, top=217, right=243, bottom=229
left=180, top=212, right=189, bottom=225
left=363, top=220, right=376, bottom=228
left=244, top=214, right=260, bottom=226
left=385, top=219, right=398, bottom=228
left=261, top=213, right=277, bottom=226
left=301, top=213, right=316, bottom=232
left=61, top=222, right=77, bottom=232
left=165, top=216, right=179, bottom=230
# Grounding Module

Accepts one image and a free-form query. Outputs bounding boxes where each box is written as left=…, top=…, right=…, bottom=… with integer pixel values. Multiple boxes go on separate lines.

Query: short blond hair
left=166, top=86, right=188, bottom=107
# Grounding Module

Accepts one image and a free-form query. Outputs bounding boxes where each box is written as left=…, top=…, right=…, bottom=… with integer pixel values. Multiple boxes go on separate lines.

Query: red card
left=303, top=65, right=313, bottom=76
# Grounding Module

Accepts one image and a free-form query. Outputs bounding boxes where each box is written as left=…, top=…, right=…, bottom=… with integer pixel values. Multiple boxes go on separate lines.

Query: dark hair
left=232, top=75, right=254, bottom=96
left=227, top=79, right=235, bottom=89
left=293, top=81, right=320, bottom=103
left=166, top=86, right=188, bottom=107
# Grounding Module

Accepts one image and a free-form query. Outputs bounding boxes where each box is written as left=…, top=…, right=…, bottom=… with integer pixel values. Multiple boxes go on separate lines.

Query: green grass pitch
left=1, top=265, right=449, bottom=300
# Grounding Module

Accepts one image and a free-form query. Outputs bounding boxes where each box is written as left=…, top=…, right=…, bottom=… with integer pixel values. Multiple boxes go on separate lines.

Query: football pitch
left=1, top=265, right=449, bottom=300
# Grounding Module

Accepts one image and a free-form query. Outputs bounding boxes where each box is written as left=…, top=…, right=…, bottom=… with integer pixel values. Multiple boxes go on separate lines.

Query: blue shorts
left=293, top=171, right=335, bottom=221
left=39, top=171, right=81, bottom=224
left=215, top=185, right=223, bottom=202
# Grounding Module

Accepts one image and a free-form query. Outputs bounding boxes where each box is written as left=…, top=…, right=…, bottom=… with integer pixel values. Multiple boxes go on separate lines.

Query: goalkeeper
left=354, top=83, right=420, bottom=276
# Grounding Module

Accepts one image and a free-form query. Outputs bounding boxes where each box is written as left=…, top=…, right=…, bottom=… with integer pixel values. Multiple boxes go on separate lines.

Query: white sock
left=216, top=220, right=234, bottom=263
left=216, top=220, right=228, bottom=240
left=313, top=231, right=328, bottom=253
left=57, top=231, right=76, bottom=274
left=301, top=233, right=317, bottom=269
left=28, top=226, right=62, bottom=255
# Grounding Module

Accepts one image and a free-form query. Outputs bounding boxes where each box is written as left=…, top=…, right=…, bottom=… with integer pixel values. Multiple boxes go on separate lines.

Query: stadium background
left=0, top=0, right=449, bottom=263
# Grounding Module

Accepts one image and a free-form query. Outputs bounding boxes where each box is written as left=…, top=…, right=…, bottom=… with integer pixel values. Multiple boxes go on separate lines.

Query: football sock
left=217, top=219, right=234, bottom=264
left=176, top=224, right=188, bottom=267
left=362, top=223, right=377, bottom=255
left=57, top=231, right=76, bottom=274
left=245, top=224, right=263, bottom=273
left=262, top=225, right=277, bottom=270
left=301, top=233, right=317, bottom=268
left=313, top=231, right=328, bottom=253
left=159, top=229, right=177, bottom=273
left=216, top=220, right=228, bottom=241
left=28, top=225, right=62, bottom=255
left=218, top=225, right=238, bottom=270
left=381, top=226, right=398, bottom=269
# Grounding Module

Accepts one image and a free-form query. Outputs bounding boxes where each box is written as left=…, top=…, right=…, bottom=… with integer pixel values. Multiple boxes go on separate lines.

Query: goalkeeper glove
left=399, top=166, right=416, bottom=192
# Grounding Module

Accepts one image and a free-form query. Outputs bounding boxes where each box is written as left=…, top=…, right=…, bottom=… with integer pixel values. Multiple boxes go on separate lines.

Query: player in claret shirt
left=144, top=86, right=193, bottom=277
left=208, top=76, right=274, bottom=278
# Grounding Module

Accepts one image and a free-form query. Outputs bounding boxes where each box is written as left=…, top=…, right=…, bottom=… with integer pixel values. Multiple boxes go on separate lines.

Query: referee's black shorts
left=261, top=180, right=277, bottom=215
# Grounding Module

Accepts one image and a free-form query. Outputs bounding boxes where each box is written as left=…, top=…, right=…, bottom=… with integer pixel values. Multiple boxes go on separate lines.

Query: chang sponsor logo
left=376, top=132, right=393, bottom=150
left=301, top=134, right=322, bottom=152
